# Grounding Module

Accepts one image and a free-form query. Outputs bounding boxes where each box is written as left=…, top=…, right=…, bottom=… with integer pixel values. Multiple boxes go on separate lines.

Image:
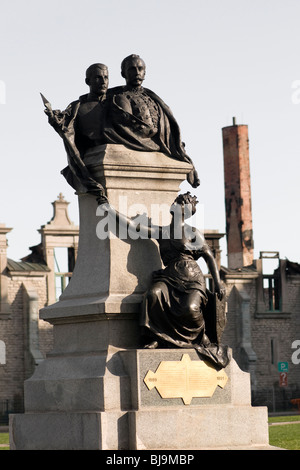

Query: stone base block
left=128, top=406, right=269, bottom=450
left=10, top=348, right=272, bottom=450
left=10, top=405, right=269, bottom=450
left=9, top=411, right=128, bottom=450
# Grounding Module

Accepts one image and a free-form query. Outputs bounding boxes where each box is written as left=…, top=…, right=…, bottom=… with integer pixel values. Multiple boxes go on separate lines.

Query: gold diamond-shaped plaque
left=144, top=354, right=228, bottom=405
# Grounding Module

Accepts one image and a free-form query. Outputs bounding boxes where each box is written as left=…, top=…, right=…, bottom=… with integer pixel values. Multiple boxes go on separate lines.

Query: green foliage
left=0, top=432, right=9, bottom=450
left=269, top=423, right=300, bottom=450
left=269, top=415, right=300, bottom=423
left=0, top=419, right=299, bottom=450
left=0, top=433, right=8, bottom=444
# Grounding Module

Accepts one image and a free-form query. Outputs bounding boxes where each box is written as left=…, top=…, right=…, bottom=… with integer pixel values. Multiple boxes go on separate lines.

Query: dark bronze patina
left=104, top=54, right=200, bottom=189
left=42, top=55, right=200, bottom=196
left=42, top=63, right=109, bottom=199
left=43, top=58, right=228, bottom=367
left=102, top=192, right=229, bottom=369
left=140, top=193, right=229, bottom=368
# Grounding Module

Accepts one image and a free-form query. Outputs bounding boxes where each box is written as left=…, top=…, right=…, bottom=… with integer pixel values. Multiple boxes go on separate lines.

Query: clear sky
left=1, top=0, right=300, bottom=267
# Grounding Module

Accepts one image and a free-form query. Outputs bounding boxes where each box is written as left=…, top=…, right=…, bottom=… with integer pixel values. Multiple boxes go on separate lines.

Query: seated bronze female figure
left=99, top=192, right=230, bottom=368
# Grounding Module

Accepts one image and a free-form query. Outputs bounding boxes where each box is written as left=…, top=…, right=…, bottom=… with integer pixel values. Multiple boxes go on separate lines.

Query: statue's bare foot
left=144, top=340, right=158, bottom=349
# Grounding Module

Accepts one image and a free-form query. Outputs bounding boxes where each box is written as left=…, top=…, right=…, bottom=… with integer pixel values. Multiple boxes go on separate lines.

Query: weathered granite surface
left=10, top=146, right=273, bottom=450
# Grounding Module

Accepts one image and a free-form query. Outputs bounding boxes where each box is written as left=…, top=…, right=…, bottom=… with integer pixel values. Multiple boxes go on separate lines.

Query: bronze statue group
left=44, top=54, right=230, bottom=369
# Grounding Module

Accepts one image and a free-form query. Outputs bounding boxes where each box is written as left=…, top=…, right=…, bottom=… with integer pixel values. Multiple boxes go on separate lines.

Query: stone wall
left=0, top=273, right=53, bottom=420
left=222, top=268, right=300, bottom=411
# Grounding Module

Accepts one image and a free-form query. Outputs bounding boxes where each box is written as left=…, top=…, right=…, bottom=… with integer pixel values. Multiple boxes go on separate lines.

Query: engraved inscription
left=144, top=354, right=228, bottom=404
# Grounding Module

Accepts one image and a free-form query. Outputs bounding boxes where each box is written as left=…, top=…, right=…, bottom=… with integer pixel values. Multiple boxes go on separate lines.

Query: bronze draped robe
left=141, top=235, right=230, bottom=369
left=103, top=86, right=200, bottom=188
left=57, top=87, right=200, bottom=194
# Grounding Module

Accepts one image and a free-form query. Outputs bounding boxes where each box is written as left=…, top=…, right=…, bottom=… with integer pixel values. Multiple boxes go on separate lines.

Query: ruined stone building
left=0, top=122, right=300, bottom=422
left=0, top=194, right=79, bottom=422
left=221, top=118, right=300, bottom=411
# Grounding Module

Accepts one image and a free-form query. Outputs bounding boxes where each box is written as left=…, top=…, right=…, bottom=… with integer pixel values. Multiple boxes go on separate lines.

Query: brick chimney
left=222, top=118, right=254, bottom=269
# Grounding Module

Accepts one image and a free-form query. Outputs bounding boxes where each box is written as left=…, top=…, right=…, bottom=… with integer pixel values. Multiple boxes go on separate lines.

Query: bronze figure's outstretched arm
left=99, top=202, right=161, bottom=239
left=201, top=243, right=225, bottom=300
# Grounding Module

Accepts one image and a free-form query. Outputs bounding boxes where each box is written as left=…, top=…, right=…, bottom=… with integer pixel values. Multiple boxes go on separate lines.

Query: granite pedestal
left=9, top=145, right=271, bottom=450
